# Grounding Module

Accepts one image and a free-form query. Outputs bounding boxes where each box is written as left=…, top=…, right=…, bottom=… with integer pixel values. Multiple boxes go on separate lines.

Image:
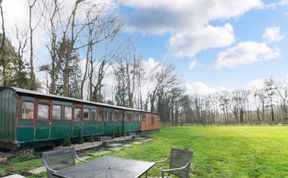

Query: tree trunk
left=271, top=99, right=275, bottom=122
left=29, top=0, right=36, bottom=90
left=0, top=0, right=5, bottom=86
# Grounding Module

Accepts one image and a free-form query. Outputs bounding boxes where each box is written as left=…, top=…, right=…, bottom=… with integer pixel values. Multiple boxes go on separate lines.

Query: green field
left=110, top=126, right=288, bottom=177
left=1, top=126, right=288, bottom=177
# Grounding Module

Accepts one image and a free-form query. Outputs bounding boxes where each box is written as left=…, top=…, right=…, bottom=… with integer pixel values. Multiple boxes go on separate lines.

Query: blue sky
left=2, top=0, right=288, bottom=96
left=116, top=0, right=288, bottom=95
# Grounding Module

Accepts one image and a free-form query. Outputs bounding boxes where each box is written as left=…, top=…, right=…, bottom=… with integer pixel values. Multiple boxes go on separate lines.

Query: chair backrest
left=43, top=147, right=76, bottom=171
left=169, top=148, right=193, bottom=178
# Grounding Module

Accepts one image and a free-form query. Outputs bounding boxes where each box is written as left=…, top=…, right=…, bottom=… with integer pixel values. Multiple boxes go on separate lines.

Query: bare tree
left=219, top=92, right=230, bottom=124
left=80, top=5, right=122, bottom=99
left=40, top=0, right=122, bottom=98
left=178, top=95, right=193, bottom=123
left=0, top=0, right=5, bottom=85
left=114, top=41, right=142, bottom=108
left=13, top=27, right=29, bottom=88
left=28, top=0, right=36, bottom=90
left=90, top=60, right=106, bottom=101
left=254, top=89, right=266, bottom=123
left=27, top=0, right=45, bottom=90
left=145, top=64, right=179, bottom=122
left=44, top=0, right=59, bottom=94
left=264, top=78, right=277, bottom=122
left=230, top=90, right=249, bottom=124
left=277, top=82, right=288, bottom=120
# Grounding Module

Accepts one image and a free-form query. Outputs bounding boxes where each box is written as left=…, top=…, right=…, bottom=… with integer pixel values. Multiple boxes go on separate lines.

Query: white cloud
left=263, top=0, right=288, bottom=9
left=189, top=59, right=197, bottom=70
left=169, top=23, right=234, bottom=57
left=142, top=57, right=160, bottom=73
left=282, top=0, right=288, bottom=6
left=185, top=82, right=227, bottom=95
left=263, top=26, right=285, bottom=43
left=214, top=41, right=280, bottom=69
left=120, top=0, right=262, bottom=56
left=246, top=79, right=265, bottom=90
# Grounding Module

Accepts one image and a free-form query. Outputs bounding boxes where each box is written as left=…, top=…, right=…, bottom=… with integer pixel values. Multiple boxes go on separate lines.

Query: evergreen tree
left=0, top=34, right=30, bottom=88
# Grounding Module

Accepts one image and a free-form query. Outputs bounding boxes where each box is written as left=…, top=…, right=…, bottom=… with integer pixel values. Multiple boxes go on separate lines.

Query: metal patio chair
left=42, top=147, right=86, bottom=178
left=155, top=148, right=193, bottom=178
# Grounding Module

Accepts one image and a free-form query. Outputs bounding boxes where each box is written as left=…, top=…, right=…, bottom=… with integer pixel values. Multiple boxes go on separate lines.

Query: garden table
left=53, top=156, right=155, bottom=178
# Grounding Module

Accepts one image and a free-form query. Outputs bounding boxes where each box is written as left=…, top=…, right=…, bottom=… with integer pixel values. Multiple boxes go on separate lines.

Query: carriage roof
left=0, top=86, right=157, bottom=114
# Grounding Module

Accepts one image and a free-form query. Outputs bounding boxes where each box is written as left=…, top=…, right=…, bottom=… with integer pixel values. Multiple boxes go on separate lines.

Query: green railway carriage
left=0, top=87, right=158, bottom=150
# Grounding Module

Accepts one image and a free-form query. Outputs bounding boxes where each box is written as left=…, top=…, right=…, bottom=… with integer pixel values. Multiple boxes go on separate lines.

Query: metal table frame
left=53, top=156, right=155, bottom=178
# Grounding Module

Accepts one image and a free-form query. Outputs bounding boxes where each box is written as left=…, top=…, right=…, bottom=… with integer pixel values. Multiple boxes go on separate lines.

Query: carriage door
left=96, top=108, right=104, bottom=135
left=35, top=99, right=50, bottom=140
left=17, top=97, right=35, bottom=142
left=121, top=111, right=125, bottom=135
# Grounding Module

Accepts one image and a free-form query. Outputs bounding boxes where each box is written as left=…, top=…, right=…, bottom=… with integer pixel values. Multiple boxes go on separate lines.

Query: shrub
left=88, top=135, right=94, bottom=142
left=63, top=135, right=72, bottom=147
left=115, top=131, right=120, bottom=138
left=115, top=128, right=121, bottom=137
left=78, top=130, right=84, bottom=144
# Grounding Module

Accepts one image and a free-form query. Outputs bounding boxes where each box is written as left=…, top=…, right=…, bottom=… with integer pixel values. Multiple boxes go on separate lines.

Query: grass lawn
left=110, top=126, right=288, bottom=177
left=1, top=126, right=288, bottom=177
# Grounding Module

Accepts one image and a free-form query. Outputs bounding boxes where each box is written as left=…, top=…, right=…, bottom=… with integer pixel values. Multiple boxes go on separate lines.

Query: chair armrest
left=155, top=154, right=170, bottom=164
left=52, top=173, right=71, bottom=178
left=75, top=152, right=88, bottom=163
left=161, top=161, right=191, bottom=177
left=44, top=163, right=57, bottom=173
left=43, top=163, right=70, bottom=178
left=43, top=158, right=57, bottom=173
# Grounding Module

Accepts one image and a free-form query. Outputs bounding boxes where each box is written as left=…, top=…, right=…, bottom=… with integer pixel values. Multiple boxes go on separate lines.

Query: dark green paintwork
left=0, top=87, right=143, bottom=148
left=35, top=120, right=49, bottom=140
left=50, top=121, right=73, bottom=139
left=16, top=95, right=35, bottom=142
left=124, top=122, right=140, bottom=133
left=16, top=128, right=34, bottom=142
left=0, top=89, right=16, bottom=142
left=83, top=122, right=104, bottom=136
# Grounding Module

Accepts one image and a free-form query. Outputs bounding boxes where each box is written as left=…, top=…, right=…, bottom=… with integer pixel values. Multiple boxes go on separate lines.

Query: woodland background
left=0, top=0, right=288, bottom=125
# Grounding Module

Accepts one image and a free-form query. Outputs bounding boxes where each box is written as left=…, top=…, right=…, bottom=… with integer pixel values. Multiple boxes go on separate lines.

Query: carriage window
left=134, top=114, right=138, bottom=122
left=38, top=104, right=49, bottom=120
left=127, top=113, right=132, bottom=121
left=114, top=112, right=119, bottom=121
left=109, top=111, right=113, bottom=121
left=22, top=101, right=34, bottom=120
left=52, top=105, right=61, bottom=120
left=117, top=112, right=121, bottom=121
left=106, top=111, right=109, bottom=121
left=141, top=113, right=146, bottom=121
left=151, top=114, right=154, bottom=125
left=97, top=109, right=103, bottom=121
left=91, top=109, right=96, bottom=121
left=74, top=108, right=81, bottom=121
left=136, top=114, right=140, bottom=122
left=129, top=113, right=132, bottom=121
left=83, top=109, right=89, bottom=120
left=64, top=106, right=72, bottom=120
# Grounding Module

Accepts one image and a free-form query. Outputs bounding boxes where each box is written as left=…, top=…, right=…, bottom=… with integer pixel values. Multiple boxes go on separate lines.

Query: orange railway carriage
left=140, top=112, right=160, bottom=132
